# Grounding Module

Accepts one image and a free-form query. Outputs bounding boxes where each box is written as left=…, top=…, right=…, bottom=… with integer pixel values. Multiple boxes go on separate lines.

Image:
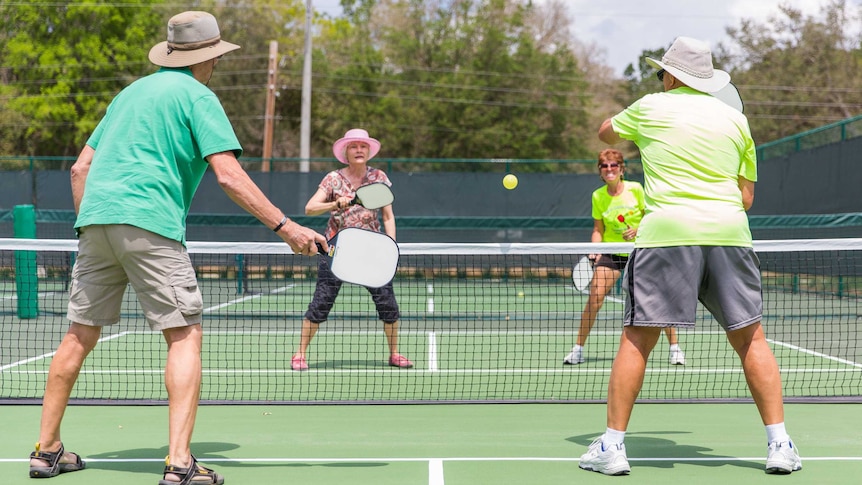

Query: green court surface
left=3, top=253, right=861, bottom=483
left=1, top=403, right=860, bottom=484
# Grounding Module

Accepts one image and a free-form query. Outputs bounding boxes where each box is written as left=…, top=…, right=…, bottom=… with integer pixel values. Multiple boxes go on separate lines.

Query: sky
left=562, top=0, right=836, bottom=75
left=311, top=0, right=841, bottom=76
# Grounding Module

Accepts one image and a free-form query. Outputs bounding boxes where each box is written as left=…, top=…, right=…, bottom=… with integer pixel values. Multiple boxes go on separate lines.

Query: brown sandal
left=29, top=442, right=86, bottom=478
left=158, top=455, right=224, bottom=485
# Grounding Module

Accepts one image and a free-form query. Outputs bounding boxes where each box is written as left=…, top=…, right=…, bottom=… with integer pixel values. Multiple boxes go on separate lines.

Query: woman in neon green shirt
left=563, top=149, right=685, bottom=365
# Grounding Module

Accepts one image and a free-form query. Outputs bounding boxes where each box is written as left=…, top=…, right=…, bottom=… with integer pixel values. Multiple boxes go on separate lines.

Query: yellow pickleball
left=503, top=173, right=518, bottom=190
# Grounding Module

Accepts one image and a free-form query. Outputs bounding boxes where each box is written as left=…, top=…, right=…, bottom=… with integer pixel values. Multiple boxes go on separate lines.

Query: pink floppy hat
left=332, top=129, right=381, bottom=164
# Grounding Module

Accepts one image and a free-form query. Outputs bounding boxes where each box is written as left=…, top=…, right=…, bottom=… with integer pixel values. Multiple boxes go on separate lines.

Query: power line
left=5, top=56, right=862, bottom=97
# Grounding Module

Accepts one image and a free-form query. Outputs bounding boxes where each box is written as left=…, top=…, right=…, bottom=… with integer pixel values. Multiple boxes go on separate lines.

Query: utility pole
left=262, top=41, right=278, bottom=173
left=300, top=0, right=312, bottom=172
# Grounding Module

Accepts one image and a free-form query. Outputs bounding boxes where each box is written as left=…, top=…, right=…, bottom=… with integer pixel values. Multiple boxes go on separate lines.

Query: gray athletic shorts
left=67, top=225, right=203, bottom=331
left=622, top=246, right=762, bottom=331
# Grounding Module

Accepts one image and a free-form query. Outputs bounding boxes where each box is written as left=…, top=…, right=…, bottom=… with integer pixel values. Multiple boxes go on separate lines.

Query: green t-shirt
left=77, top=68, right=242, bottom=244
left=611, top=87, right=757, bottom=248
left=591, top=180, right=645, bottom=244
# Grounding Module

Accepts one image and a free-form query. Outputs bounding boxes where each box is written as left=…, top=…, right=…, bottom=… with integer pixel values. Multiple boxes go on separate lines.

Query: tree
left=291, top=0, right=592, bottom=170
left=724, top=0, right=862, bottom=142
left=621, top=46, right=668, bottom=103
left=203, top=0, right=308, bottom=166
left=0, top=1, right=167, bottom=158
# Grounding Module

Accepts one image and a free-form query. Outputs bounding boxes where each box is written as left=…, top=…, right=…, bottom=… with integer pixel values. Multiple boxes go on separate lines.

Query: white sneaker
left=670, top=348, right=686, bottom=365
left=579, top=438, right=631, bottom=476
left=563, top=346, right=584, bottom=365
left=766, top=440, right=802, bottom=474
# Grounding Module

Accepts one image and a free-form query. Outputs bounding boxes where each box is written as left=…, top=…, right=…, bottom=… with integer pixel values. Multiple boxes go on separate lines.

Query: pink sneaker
left=388, top=353, right=413, bottom=368
left=291, top=354, right=308, bottom=371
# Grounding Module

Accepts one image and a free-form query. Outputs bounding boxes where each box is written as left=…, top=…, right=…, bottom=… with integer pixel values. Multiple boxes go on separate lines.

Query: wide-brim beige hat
left=646, top=36, right=729, bottom=93
left=148, top=11, right=240, bottom=68
left=332, top=129, right=381, bottom=164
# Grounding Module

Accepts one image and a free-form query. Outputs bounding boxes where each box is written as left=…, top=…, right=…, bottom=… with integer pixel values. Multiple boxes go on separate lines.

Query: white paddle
left=351, top=183, right=394, bottom=210
left=571, top=256, right=594, bottom=293
left=318, top=227, right=399, bottom=288
left=710, top=82, right=744, bottom=113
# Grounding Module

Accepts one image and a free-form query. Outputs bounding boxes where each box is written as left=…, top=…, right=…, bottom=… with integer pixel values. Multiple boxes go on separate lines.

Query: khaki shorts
left=67, top=225, right=203, bottom=331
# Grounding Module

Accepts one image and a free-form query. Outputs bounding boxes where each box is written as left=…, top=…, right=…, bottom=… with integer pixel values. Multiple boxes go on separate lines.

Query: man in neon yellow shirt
left=578, top=36, right=801, bottom=476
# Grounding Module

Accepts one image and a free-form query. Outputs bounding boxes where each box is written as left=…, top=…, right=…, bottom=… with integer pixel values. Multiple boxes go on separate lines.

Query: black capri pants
left=304, top=256, right=400, bottom=324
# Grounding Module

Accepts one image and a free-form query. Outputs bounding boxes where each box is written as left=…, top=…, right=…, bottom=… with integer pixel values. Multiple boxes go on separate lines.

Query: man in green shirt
left=578, top=36, right=801, bottom=477
left=28, top=11, right=327, bottom=484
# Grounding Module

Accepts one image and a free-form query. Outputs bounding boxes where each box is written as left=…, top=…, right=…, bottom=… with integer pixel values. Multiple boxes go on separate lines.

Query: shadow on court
left=312, top=359, right=400, bottom=369
left=85, top=441, right=389, bottom=474
left=567, top=432, right=763, bottom=471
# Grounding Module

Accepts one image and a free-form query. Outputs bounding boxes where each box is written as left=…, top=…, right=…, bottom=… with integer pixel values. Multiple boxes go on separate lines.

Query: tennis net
left=1, top=238, right=860, bottom=404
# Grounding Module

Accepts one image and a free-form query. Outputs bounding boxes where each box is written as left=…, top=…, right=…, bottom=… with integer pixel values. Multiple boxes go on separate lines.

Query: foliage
left=201, top=0, right=307, bottom=162
left=0, top=0, right=167, bottom=158
left=1, top=0, right=861, bottom=170
left=724, top=0, right=862, bottom=143
left=617, top=1, right=862, bottom=146
left=287, top=0, right=591, bottom=171
left=621, top=46, right=668, bottom=104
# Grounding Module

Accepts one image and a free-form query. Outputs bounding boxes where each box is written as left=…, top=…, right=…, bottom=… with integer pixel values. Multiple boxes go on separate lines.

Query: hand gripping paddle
left=318, top=227, right=399, bottom=288
left=350, top=183, right=394, bottom=210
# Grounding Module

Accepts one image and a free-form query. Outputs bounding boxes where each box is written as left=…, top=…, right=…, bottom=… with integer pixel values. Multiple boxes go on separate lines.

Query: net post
left=235, top=253, right=245, bottom=294
left=13, top=204, right=39, bottom=319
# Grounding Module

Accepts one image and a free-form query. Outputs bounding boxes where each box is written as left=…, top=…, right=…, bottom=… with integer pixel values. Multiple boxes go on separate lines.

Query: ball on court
left=503, top=173, right=518, bottom=190
left=517, top=291, right=525, bottom=297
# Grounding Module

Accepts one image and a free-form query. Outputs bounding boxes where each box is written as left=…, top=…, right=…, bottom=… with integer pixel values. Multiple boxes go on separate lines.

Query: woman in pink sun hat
left=290, top=128, right=413, bottom=371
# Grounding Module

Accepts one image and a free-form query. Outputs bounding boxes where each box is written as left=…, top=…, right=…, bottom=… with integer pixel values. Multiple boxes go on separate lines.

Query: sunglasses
left=599, top=163, right=621, bottom=169
left=656, top=69, right=666, bottom=82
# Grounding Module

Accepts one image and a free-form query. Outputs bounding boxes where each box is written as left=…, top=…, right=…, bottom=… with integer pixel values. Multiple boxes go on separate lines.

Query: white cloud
left=313, top=0, right=850, bottom=76
left=727, top=0, right=823, bottom=19
left=556, top=0, right=840, bottom=75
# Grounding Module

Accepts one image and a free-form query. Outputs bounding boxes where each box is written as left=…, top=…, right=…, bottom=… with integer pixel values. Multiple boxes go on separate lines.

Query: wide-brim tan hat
left=332, top=129, right=381, bottom=164
left=148, top=11, right=240, bottom=68
left=645, top=36, right=729, bottom=93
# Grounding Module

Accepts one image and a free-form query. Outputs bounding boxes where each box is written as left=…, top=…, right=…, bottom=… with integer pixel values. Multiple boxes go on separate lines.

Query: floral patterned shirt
left=319, top=167, right=392, bottom=240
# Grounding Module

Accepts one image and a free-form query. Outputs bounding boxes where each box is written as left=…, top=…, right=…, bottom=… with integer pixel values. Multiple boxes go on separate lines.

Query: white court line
left=566, top=285, right=624, bottom=303
left=429, top=458, right=444, bottom=485
left=428, top=331, right=438, bottom=372
left=1, top=285, right=297, bottom=371
left=7, top=367, right=859, bottom=376
left=0, top=451, right=859, bottom=485
left=1, top=291, right=67, bottom=300
left=202, top=285, right=295, bottom=313
left=0, top=331, right=129, bottom=371
left=769, top=338, right=862, bottom=368
left=1, top=456, right=859, bottom=463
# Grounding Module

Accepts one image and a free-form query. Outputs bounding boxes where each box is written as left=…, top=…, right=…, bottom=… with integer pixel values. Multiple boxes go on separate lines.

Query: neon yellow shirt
left=591, top=180, right=645, bottom=244
left=611, top=87, right=757, bottom=247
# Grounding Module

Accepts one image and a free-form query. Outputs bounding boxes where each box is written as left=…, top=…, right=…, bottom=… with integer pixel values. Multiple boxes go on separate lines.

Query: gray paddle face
left=353, top=183, right=394, bottom=210
left=711, top=82, right=744, bottom=113
left=328, top=228, right=399, bottom=288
